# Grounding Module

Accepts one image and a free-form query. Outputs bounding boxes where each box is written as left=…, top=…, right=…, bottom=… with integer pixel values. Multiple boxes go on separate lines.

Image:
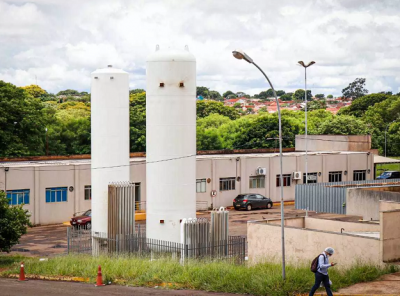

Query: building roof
left=374, top=155, right=400, bottom=164
left=0, top=151, right=370, bottom=168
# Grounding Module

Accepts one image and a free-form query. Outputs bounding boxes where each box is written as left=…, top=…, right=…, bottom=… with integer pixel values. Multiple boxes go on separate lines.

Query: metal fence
left=295, top=178, right=400, bottom=215
left=67, top=227, right=245, bottom=263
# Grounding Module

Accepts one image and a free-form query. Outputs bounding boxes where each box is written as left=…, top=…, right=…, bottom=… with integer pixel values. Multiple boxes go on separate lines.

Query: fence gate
left=107, top=182, right=136, bottom=252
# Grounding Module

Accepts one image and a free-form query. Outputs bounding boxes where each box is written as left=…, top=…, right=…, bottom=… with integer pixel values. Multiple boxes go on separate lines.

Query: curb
left=6, top=274, right=90, bottom=283
left=296, top=293, right=399, bottom=296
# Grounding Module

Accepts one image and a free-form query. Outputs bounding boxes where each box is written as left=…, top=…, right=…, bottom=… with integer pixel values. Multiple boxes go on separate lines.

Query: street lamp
left=298, top=61, right=315, bottom=185
left=385, top=121, right=395, bottom=157
left=233, top=50, right=286, bottom=280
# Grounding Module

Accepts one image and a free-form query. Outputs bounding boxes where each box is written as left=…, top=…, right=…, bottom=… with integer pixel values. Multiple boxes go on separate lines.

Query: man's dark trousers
left=309, top=271, right=333, bottom=296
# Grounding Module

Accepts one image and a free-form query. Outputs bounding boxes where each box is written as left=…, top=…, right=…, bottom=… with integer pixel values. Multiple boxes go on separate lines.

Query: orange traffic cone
left=95, top=265, right=105, bottom=287
left=18, top=262, right=27, bottom=281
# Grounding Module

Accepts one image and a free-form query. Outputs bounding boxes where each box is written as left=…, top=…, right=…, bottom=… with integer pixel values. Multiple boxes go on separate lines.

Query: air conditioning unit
left=256, top=167, right=266, bottom=175
left=293, top=171, right=302, bottom=180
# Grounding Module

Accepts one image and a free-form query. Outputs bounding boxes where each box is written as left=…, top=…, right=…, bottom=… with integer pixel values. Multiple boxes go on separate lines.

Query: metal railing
left=67, top=227, right=245, bottom=263
left=295, top=178, right=400, bottom=215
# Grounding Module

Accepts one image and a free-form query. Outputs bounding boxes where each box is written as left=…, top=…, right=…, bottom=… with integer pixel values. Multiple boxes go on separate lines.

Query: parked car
left=377, top=171, right=400, bottom=179
left=233, top=194, right=273, bottom=211
left=70, top=209, right=91, bottom=229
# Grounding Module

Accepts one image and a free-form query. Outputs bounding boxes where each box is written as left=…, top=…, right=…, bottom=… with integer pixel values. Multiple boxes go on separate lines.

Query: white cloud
left=0, top=0, right=399, bottom=95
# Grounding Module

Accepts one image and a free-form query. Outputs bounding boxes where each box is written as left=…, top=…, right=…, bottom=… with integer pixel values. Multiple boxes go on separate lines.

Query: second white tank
left=146, top=46, right=197, bottom=243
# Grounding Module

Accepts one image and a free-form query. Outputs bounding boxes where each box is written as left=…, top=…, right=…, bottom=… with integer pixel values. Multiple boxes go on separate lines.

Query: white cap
left=325, top=247, right=334, bottom=255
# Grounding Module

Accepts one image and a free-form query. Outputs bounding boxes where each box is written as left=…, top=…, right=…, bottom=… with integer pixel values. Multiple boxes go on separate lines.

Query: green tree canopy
left=316, top=115, right=369, bottom=135
left=293, top=89, right=312, bottom=101
left=129, top=91, right=146, bottom=152
left=342, top=78, right=368, bottom=100
left=0, top=81, right=47, bottom=156
left=0, top=191, right=32, bottom=252
left=315, top=94, right=325, bottom=99
left=196, top=100, right=239, bottom=120
left=196, top=86, right=209, bottom=98
left=223, top=90, right=236, bottom=98
left=338, top=93, right=392, bottom=117
left=280, top=93, right=293, bottom=101
left=129, top=89, right=145, bottom=95
left=56, top=89, right=82, bottom=96
left=327, top=94, right=333, bottom=98
left=20, top=84, right=47, bottom=98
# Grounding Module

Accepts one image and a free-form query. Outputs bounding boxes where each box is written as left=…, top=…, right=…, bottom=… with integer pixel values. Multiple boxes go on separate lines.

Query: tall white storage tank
left=91, top=65, right=130, bottom=235
left=146, top=46, right=196, bottom=243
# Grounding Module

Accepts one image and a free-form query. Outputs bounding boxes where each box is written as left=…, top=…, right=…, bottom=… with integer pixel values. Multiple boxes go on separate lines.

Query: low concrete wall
left=381, top=209, right=400, bottom=262
left=248, top=222, right=382, bottom=267
left=347, top=187, right=400, bottom=220
left=295, top=135, right=371, bottom=152
left=380, top=201, right=400, bottom=212
left=304, top=217, right=380, bottom=233
left=263, top=217, right=304, bottom=228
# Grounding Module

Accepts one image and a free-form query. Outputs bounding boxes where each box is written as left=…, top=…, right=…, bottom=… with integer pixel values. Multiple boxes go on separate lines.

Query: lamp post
left=298, top=61, right=315, bottom=185
left=232, top=50, right=286, bottom=280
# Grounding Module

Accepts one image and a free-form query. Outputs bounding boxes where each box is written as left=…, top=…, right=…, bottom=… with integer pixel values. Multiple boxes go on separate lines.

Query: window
left=328, top=171, right=342, bottom=182
left=303, top=172, right=318, bottom=184
left=249, top=176, right=265, bottom=188
left=45, top=187, right=67, bottom=203
left=353, top=170, right=366, bottom=181
left=219, top=177, right=236, bottom=191
left=196, top=179, right=206, bottom=193
left=276, top=174, right=292, bottom=187
left=6, top=189, right=30, bottom=205
left=84, top=185, right=91, bottom=200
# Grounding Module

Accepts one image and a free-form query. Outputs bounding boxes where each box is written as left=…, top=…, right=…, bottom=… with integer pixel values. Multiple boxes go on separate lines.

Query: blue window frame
left=6, top=189, right=30, bottom=205
left=45, top=187, right=67, bottom=203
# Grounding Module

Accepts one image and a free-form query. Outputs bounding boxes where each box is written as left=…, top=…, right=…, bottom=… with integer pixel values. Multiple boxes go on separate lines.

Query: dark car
left=70, top=209, right=91, bottom=229
left=377, top=171, right=400, bottom=180
left=233, top=194, right=273, bottom=211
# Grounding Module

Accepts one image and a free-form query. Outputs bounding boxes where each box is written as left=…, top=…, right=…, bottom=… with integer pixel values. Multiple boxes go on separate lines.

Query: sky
left=1, top=0, right=400, bottom=96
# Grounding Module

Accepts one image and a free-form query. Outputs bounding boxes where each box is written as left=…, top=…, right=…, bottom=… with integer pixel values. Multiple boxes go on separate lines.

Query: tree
left=0, top=81, right=47, bottom=157
left=337, top=93, right=391, bottom=117
left=223, top=90, right=236, bottom=98
left=196, top=86, right=209, bottom=98
left=196, top=101, right=239, bottom=120
left=208, top=90, right=222, bottom=101
left=327, top=94, right=333, bottom=99
left=317, top=115, right=369, bottom=135
left=20, top=85, right=47, bottom=98
left=293, top=89, right=312, bottom=101
left=304, top=100, right=327, bottom=111
left=56, top=89, right=81, bottom=96
left=276, top=90, right=286, bottom=97
left=0, top=191, right=32, bottom=252
left=280, top=93, right=293, bottom=101
left=233, top=102, right=241, bottom=109
left=129, top=89, right=145, bottom=95
left=315, top=94, right=325, bottom=99
left=342, top=78, right=368, bottom=100
left=232, top=114, right=299, bottom=149
left=129, top=91, right=146, bottom=152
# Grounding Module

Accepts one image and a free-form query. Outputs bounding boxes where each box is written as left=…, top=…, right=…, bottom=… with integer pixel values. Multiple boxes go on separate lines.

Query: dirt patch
left=338, top=272, right=400, bottom=294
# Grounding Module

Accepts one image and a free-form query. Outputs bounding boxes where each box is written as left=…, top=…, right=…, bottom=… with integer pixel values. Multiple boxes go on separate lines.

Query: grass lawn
left=0, top=255, right=26, bottom=270
left=1, top=255, right=398, bottom=296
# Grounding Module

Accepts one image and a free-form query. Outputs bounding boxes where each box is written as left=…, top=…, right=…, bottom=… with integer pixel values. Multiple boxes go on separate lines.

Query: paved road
left=0, top=278, right=241, bottom=296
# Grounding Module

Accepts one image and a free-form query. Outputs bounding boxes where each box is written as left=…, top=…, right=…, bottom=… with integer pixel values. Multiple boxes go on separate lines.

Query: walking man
left=309, top=247, right=336, bottom=296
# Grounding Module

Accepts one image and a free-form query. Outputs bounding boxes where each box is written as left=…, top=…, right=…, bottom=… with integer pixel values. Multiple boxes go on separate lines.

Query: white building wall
left=0, top=152, right=374, bottom=225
